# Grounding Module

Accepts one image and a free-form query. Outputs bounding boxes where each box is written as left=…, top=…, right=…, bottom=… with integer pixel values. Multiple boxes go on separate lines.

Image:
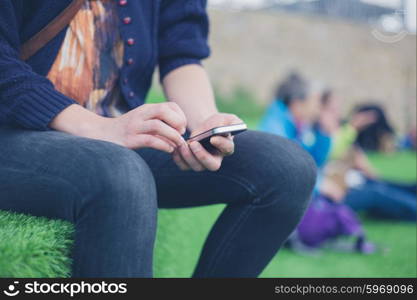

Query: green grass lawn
left=1, top=206, right=415, bottom=278
left=154, top=206, right=416, bottom=278
left=0, top=90, right=415, bottom=278
left=367, top=151, right=416, bottom=184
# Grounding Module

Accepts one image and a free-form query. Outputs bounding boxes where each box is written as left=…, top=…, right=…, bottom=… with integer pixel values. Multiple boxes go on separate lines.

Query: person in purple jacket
left=0, top=1, right=316, bottom=277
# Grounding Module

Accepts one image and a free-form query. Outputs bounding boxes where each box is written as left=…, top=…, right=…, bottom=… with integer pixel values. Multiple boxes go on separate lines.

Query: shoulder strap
left=20, top=0, right=85, bottom=61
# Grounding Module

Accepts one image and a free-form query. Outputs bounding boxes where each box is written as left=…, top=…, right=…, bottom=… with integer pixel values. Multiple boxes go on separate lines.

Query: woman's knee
left=276, top=136, right=317, bottom=195
left=236, top=131, right=317, bottom=207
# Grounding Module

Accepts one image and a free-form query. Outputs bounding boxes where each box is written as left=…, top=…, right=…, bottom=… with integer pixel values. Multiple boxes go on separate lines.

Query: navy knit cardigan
left=0, top=0, right=210, bottom=130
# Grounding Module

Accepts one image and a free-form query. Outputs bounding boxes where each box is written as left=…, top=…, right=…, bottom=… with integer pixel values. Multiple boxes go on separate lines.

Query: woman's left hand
left=173, top=113, right=243, bottom=172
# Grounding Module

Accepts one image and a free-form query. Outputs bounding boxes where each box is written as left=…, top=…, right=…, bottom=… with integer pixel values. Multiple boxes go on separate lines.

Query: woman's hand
left=51, top=103, right=187, bottom=153
left=99, top=102, right=187, bottom=152
left=173, top=113, right=244, bottom=172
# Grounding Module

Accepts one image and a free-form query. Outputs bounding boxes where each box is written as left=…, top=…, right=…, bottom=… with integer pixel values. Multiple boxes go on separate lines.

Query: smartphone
left=187, top=123, right=247, bottom=151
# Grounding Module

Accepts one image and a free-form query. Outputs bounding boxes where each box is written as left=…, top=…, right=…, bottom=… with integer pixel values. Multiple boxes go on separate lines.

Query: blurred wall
left=204, top=9, right=416, bottom=133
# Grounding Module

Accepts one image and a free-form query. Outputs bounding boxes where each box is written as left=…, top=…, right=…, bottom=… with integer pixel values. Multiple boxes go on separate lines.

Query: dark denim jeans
left=344, top=179, right=416, bottom=222
left=0, top=126, right=316, bottom=277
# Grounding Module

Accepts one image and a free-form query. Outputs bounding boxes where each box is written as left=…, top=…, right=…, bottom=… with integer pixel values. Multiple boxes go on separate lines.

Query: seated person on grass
left=0, top=1, right=316, bottom=277
left=334, top=104, right=417, bottom=222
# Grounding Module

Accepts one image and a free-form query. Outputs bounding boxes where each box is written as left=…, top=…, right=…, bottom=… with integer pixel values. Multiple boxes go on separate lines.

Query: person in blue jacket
left=259, top=72, right=332, bottom=168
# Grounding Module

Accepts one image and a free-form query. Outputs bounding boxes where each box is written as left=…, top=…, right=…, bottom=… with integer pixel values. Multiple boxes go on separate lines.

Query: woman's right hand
left=50, top=103, right=187, bottom=153
left=100, top=102, right=187, bottom=152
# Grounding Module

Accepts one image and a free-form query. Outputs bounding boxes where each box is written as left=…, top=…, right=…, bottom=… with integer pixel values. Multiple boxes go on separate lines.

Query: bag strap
left=20, top=0, right=85, bottom=61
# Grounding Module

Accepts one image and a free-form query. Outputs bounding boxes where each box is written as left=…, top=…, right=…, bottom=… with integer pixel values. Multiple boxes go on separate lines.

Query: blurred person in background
left=313, top=97, right=416, bottom=222
left=259, top=76, right=375, bottom=253
left=354, top=105, right=396, bottom=153
left=400, top=126, right=416, bottom=151
left=258, top=72, right=331, bottom=168
left=312, top=93, right=378, bottom=202
left=337, top=104, right=417, bottom=222
left=0, top=0, right=317, bottom=278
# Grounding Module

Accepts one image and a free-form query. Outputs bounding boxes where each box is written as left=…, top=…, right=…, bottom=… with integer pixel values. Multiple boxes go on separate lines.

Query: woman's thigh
left=0, top=125, right=155, bottom=222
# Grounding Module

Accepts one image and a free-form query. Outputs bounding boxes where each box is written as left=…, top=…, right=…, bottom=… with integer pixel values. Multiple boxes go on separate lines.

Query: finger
left=210, top=136, right=235, bottom=156
left=222, top=113, right=244, bottom=125
left=189, top=141, right=222, bottom=171
left=172, top=149, right=191, bottom=171
left=167, top=102, right=187, bottom=134
left=204, top=114, right=243, bottom=128
left=133, top=134, right=174, bottom=153
left=142, top=103, right=186, bottom=134
left=179, top=143, right=206, bottom=172
left=154, top=134, right=177, bottom=149
left=140, top=119, right=185, bottom=147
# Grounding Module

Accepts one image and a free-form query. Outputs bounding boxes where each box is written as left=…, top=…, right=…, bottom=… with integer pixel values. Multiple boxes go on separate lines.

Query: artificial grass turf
left=0, top=211, right=73, bottom=277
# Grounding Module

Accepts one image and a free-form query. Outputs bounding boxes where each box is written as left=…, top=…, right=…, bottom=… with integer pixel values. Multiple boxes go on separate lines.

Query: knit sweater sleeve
left=158, top=0, right=211, bottom=80
left=0, top=1, right=77, bottom=130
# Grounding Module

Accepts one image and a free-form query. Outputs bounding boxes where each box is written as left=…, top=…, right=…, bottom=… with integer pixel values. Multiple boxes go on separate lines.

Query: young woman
left=0, top=1, right=316, bottom=277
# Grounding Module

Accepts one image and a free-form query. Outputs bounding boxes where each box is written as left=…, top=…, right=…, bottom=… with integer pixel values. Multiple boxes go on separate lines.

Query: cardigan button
left=123, top=78, right=128, bottom=84
left=129, top=91, right=135, bottom=98
left=123, top=17, right=132, bottom=24
left=126, top=58, right=134, bottom=65
left=119, top=0, right=127, bottom=6
left=127, top=38, right=135, bottom=46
